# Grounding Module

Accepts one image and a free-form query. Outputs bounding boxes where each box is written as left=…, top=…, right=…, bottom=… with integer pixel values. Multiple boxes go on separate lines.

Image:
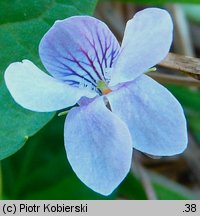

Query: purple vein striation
left=40, top=19, right=120, bottom=91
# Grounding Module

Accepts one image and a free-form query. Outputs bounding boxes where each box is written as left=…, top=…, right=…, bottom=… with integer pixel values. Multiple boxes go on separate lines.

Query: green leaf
left=2, top=116, right=115, bottom=199
left=25, top=177, right=116, bottom=200
left=108, top=0, right=200, bottom=4
left=117, top=174, right=147, bottom=199
left=0, top=0, right=97, bottom=160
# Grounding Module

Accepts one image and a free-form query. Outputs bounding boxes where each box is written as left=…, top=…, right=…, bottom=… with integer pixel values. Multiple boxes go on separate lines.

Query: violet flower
left=4, top=8, right=187, bottom=195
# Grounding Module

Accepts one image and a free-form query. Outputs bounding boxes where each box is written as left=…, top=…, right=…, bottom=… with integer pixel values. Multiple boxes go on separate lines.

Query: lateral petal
left=4, top=60, right=95, bottom=112
left=107, top=75, right=188, bottom=156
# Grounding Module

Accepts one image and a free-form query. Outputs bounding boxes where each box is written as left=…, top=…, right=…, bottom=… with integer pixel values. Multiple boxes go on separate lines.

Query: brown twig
left=148, top=71, right=200, bottom=87
left=159, top=53, right=200, bottom=80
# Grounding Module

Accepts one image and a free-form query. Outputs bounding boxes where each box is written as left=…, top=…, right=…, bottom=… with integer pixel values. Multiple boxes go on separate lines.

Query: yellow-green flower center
left=97, top=80, right=112, bottom=95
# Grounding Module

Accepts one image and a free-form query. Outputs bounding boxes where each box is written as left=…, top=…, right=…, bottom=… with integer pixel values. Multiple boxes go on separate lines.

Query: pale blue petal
left=107, top=75, right=188, bottom=156
left=4, top=60, right=96, bottom=112
left=64, top=97, right=133, bottom=195
left=39, top=16, right=120, bottom=89
left=110, top=8, right=173, bottom=86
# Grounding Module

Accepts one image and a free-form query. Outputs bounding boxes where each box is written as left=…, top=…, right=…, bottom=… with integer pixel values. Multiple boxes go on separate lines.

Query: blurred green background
left=1, top=0, right=200, bottom=200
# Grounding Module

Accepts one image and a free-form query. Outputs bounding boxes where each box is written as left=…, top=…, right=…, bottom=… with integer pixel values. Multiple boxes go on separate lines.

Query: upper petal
left=107, top=75, right=188, bottom=156
left=39, top=16, right=120, bottom=89
left=64, top=97, right=133, bottom=195
left=4, top=60, right=95, bottom=112
left=110, top=8, right=173, bottom=86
